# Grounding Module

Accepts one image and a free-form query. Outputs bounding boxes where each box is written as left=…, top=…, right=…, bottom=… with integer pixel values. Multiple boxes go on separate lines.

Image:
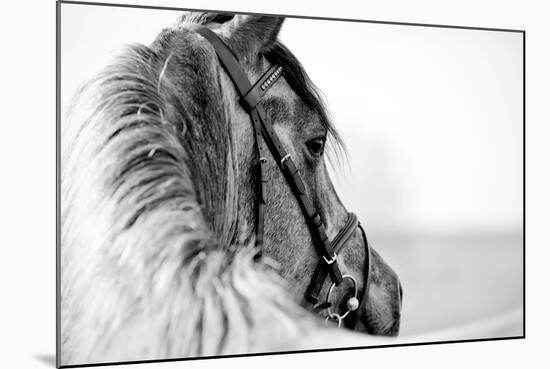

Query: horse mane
left=60, top=13, right=357, bottom=365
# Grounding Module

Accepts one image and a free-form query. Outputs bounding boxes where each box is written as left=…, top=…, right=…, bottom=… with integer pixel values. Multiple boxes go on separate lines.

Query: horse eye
left=306, top=137, right=326, bottom=156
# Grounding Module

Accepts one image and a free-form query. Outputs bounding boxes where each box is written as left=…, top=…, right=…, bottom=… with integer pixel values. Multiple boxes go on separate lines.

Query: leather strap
left=255, top=103, right=343, bottom=283
left=249, top=108, right=268, bottom=255
left=242, top=64, right=283, bottom=110
left=305, top=213, right=359, bottom=304
left=186, top=24, right=251, bottom=96
left=345, top=222, right=372, bottom=329
left=246, top=65, right=284, bottom=255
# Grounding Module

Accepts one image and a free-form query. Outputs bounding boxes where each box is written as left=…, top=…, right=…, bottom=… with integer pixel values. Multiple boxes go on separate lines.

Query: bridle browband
left=186, top=24, right=371, bottom=327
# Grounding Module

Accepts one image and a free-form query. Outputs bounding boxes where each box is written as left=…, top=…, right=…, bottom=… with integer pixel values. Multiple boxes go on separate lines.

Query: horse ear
left=222, top=15, right=285, bottom=60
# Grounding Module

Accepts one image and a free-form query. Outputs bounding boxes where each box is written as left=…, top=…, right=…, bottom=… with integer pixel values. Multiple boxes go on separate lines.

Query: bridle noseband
left=186, top=24, right=372, bottom=328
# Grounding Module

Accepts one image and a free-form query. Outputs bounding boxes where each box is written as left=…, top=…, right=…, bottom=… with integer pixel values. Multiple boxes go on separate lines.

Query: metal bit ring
left=325, top=275, right=358, bottom=323
left=325, top=313, right=343, bottom=328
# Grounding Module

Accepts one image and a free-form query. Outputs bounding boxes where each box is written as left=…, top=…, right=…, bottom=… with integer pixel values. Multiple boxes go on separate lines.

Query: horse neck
left=150, top=35, right=242, bottom=247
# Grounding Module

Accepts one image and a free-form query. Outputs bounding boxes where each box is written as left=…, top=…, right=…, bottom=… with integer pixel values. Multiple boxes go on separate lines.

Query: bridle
left=186, top=24, right=372, bottom=328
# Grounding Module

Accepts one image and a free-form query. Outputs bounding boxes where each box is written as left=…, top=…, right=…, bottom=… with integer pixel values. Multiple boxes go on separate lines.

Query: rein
left=186, top=23, right=371, bottom=328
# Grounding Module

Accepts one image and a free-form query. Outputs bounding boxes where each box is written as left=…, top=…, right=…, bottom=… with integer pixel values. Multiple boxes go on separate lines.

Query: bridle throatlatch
left=186, top=23, right=372, bottom=328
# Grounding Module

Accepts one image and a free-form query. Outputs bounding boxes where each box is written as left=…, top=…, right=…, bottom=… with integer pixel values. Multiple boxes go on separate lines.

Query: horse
left=60, top=11, right=402, bottom=366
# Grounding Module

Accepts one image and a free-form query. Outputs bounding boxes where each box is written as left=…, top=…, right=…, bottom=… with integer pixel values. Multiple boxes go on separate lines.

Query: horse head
left=175, top=13, right=402, bottom=335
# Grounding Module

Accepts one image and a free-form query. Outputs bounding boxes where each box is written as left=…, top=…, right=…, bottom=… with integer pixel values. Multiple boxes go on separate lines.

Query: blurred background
left=282, top=19, right=523, bottom=340
left=61, top=4, right=523, bottom=341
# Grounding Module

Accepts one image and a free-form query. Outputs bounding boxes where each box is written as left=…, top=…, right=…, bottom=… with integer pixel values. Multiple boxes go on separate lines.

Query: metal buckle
left=280, top=153, right=291, bottom=166
left=322, top=253, right=337, bottom=265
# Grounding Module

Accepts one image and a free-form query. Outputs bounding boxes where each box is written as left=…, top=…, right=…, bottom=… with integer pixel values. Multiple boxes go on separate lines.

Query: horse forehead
left=263, top=96, right=293, bottom=120
left=263, top=92, right=320, bottom=134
